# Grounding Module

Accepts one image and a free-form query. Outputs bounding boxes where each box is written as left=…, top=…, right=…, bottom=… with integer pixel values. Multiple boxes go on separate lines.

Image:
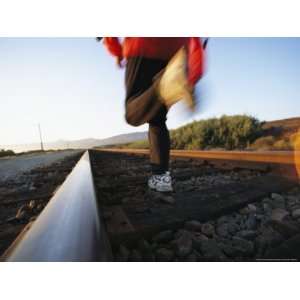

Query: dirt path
left=0, top=150, right=82, bottom=182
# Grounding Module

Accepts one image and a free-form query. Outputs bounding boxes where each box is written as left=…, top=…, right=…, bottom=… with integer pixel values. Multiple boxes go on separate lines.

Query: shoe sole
left=158, top=47, right=195, bottom=110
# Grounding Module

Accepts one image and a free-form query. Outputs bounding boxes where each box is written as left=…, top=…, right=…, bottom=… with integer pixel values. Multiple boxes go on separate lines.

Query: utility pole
left=38, top=123, right=44, bottom=151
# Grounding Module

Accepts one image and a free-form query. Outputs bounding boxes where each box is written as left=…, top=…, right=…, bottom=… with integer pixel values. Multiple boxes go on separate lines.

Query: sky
left=0, top=37, right=300, bottom=146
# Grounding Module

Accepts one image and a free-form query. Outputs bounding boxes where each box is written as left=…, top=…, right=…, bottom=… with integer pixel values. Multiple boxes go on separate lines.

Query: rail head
left=99, top=148, right=300, bottom=165
left=3, top=150, right=111, bottom=262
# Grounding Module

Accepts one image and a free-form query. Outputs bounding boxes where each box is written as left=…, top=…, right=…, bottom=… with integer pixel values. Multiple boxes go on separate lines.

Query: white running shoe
left=148, top=171, right=173, bottom=192
left=157, top=47, right=195, bottom=110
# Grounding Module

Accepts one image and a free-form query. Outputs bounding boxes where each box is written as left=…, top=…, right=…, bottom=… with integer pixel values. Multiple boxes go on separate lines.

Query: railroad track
left=101, top=148, right=300, bottom=165
left=1, top=149, right=300, bottom=261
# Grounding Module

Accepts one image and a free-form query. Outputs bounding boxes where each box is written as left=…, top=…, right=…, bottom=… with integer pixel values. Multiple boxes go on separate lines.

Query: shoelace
left=153, top=172, right=171, bottom=183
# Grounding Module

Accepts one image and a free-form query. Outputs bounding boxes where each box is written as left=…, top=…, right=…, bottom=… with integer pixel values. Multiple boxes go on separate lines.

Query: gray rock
left=264, top=233, right=300, bottom=260
left=231, top=237, right=254, bottom=257
left=129, top=249, right=143, bottom=262
left=200, top=239, right=226, bottom=260
left=192, top=233, right=209, bottom=251
left=262, top=197, right=272, bottom=204
left=289, top=204, right=300, bottom=212
left=245, top=214, right=257, bottom=230
left=140, top=247, right=155, bottom=261
left=156, top=248, right=174, bottom=262
left=270, top=208, right=289, bottom=222
left=233, top=213, right=244, bottom=224
left=255, top=214, right=265, bottom=222
left=255, top=226, right=284, bottom=257
left=271, top=193, right=286, bottom=209
left=247, top=204, right=257, bottom=213
left=116, top=245, right=130, bottom=262
left=289, top=204, right=300, bottom=215
left=263, top=203, right=272, bottom=213
left=286, top=195, right=298, bottom=201
left=239, top=207, right=250, bottom=215
left=292, top=208, right=300, bottom=219
left=134, top=206, right=150, bottom=213
left=193, top=232, right=209, bottom=240
left=216, top=223, right=229, bottom=237
left=159, top=195, right=175, bottom=205
left=217, top=215, right=229, bottom=225
left=237, top=230, right=257, bottom=240
left=270, top=219, right=300, bottom=238
left=138, top=239, right=156, bottom=261
left=219, top=243, right=237, bottom=258
left=221, top=236, right=254, bottom=258
left=184, top=220, right=202, bottom=231
left=174, top=229, right=193, bottom=240
left=138, top=239, right=151, bottom=253
left=150, top=242, right=159, bottom=251
left=201, top=223, right=215, bottom=237
left=29, top=183, right=36, bottom=191
left=152, top=230, right=173, bottom=243
left=184, top=252, right=198, bottom=262
left=271, top=193, right=285, bottom=201
left=175, top=231, right=193, bottom=257
left=286, top=196, right=299, bottom=209
left=227, top=221, right=240, bottom=235
left=121, top=197, right=130, bottom=204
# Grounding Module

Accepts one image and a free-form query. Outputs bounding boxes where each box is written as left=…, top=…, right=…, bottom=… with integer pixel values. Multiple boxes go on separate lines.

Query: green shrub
left=290, top=131, right=300, bottom=146
left=0, top=149, right=16, bottom=158
left=273, top=139, right=293, bottom=150
left=171, top=115, right=262, bottom=150
left=250, top=136, right=294, bottom=151
left=249, top=136, right=276, bottom=150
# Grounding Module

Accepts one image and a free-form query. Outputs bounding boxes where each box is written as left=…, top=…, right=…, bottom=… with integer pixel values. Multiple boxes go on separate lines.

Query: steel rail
left=3, top=150, right=112, bottom=262
left=99, top=149, right=300, bottom=165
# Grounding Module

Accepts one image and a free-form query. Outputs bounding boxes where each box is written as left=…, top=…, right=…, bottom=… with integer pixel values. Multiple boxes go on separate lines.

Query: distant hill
left=1, top=132, right=147, bottom=153
left=262, top=117, right=300, bottom=138
left=93, top=132, right=148, bottom=147
left=249, top=117, right=300, bottom=150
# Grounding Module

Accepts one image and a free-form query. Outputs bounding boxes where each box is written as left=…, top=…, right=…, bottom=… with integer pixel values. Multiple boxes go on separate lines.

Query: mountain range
left=1, top=131, right=148, bottom=153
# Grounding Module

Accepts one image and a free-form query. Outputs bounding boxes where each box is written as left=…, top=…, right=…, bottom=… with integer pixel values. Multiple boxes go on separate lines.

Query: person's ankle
left=152, top=170, right=166, bottom=175
left=151, top=164, right=167, bottom=175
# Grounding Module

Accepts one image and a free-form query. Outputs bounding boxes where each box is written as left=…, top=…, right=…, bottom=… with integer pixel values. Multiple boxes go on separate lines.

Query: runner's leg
left=148, top=106, right=170, bottom=174
left=125, top=57, right=168, bottom=126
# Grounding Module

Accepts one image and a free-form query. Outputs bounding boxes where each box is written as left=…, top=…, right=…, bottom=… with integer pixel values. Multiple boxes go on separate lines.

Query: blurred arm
left=187, top=37, right=205, bottom=86
left=103, top=37, right=123, bottom=58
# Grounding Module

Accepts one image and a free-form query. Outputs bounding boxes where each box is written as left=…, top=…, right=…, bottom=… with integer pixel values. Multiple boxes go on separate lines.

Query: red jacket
left=103, top=37, right=204, bottom=85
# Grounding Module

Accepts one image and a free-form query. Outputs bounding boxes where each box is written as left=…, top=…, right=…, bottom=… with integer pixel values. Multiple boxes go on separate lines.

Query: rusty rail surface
left=99, top=149, right=300, bottom=166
